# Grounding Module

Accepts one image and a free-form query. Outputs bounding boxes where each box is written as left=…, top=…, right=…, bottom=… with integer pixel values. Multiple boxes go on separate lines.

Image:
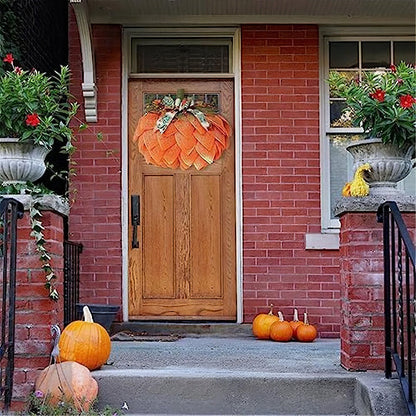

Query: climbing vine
left=0, top=182, right=61, bottom=300
left=29, top=200, right=59, bottom=300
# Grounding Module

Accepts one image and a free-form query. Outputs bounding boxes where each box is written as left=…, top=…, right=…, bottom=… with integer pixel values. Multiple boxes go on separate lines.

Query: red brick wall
left=69, top=22, right=341, bottom=337
left=339, top=211, right=415, bottom=370
left=241, top=25, right=340, bottom=337
left=2, top=210, right=64, bottom=411
left=69, top=14, right=122, bottom=307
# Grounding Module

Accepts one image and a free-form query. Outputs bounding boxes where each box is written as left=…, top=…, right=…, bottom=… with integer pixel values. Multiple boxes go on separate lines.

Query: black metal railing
left=377, top=201, right=416, bottom=416
left=0, top=198, right=24, bottom=411
left=63, top=240, right=83, bottom=327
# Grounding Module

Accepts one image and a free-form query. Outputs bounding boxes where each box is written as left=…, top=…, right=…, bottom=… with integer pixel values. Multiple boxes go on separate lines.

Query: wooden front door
left=128, top=79, right=236, bottom=320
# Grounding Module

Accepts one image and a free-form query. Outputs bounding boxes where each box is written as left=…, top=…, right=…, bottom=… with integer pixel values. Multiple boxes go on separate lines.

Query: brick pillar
left=1, top=197, right=65, bottom=411
left=336, top=196, right=415, bottom=371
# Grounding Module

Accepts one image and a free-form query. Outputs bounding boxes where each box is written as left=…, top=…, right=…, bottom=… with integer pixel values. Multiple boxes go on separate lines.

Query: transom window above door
left=131, top=38, right=232, bottom=74
left=143, top=93, right=220, bottom=111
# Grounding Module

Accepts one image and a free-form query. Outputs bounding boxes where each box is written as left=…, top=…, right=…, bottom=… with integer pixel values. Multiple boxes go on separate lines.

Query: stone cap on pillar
left=334, top=194, right=416, bottom=217
left=0, top=194, right=69, bottom=217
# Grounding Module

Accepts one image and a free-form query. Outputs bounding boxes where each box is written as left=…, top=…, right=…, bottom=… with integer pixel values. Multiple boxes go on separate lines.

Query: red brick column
left=1, top=200, right=64, bottom=411
left=337, top=199, right=415, bottom=371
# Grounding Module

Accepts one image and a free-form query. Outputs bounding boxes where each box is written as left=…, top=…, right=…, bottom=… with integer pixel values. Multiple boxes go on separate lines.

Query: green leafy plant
left=24, top=391, right=125, bottom=416
left=328, top=61, right=416, bottom=149
left=0, top=54, right=118, bottom=300
left=0, top=53, right=78, bottom=152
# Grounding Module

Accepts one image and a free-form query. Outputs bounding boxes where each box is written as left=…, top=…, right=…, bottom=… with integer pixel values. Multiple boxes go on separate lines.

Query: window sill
left=305, top=232, right=340, bottom=250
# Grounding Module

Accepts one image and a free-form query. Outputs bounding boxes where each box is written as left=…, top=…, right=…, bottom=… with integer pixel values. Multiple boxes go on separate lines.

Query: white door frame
left=120, top=27, right=243, bottom=322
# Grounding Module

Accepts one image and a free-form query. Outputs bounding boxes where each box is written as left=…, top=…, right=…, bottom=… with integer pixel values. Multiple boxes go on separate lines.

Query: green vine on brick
left=0, top=182, right=60, bottom=301
left=29, top=200, right=59, bottom=301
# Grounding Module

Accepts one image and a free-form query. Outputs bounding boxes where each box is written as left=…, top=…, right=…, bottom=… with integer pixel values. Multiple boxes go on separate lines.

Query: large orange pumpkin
left=252, top=304, right=279, bottom=339
left=133, top=111, right=231, bottom=170
left=58, top=306, right=111, bottom=370
left=35, top=361, right=98, bottom=411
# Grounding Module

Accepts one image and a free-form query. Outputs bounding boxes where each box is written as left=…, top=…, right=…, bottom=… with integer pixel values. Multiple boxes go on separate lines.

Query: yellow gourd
left=342, top=163, right=371, bottom=197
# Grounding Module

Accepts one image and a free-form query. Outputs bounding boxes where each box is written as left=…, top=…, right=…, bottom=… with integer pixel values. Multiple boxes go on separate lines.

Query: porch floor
left=93, top=334, right=407, bottom=415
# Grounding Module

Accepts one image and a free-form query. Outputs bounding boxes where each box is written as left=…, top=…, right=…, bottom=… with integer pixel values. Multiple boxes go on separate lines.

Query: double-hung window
left=321, top=31, right=416, bottom=231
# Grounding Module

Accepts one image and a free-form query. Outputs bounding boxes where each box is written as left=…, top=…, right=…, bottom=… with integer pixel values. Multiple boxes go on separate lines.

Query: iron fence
left=377, top=201, right=416, bottom=416
left=0, top=198, right=24, bottom=411
left=63, top=241, right=83, bottom=327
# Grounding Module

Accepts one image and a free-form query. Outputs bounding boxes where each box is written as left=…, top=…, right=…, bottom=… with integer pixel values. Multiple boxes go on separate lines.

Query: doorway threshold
left=110, top=322, right=252, bottom=337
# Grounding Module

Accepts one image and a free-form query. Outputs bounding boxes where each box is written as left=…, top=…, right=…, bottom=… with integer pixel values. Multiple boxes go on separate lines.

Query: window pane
left=330, top=100, right=354, bottom=128
left=329, top=71, right=358, bottom=98
left=143, top=93, right=220, bottom=111
left=394, top=41, right=416, bottom=65
left=400, top=169, right=416, bottom=196
left=362, top=42, right=390, bottom=68
left=329, top=42, right=358, bottom=68
left=136, top=43, right=229, bottom=73
left=329, top=135, right=364, bottom=218
left=330, top=135, right=354, bottom=218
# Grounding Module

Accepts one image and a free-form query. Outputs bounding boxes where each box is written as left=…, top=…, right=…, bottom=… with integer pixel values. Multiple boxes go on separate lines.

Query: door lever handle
left=131, top=195, right=140, bottom=248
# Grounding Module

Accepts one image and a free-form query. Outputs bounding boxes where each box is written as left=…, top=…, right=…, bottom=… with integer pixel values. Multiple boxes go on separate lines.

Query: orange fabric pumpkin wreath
left=133, top=99, right=231, bottom=171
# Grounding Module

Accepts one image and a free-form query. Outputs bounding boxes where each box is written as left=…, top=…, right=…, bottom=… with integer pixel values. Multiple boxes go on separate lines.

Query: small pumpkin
left=252, top=304, right=279, bottom=339
left=270, top=311, right=293, bottom=342
left=289, top=308, right=303, bottom=339
left=58, top=306, right=111, bottom=370
left=296, top=312, right=318, bottom=342
left=35, top=361, right=98, bottom=411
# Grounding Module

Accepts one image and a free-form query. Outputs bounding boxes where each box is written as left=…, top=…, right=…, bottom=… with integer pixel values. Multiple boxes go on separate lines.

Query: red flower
left=399, top=94, right=416, bottom=109
left=390, top=64, right=397, bottom=73
left=369, top=89, right=386, bottom=102
left=25, top=113, right=40, bottom=127
left=14, top=67, right=22, bottom=75
left=3, top=53, right=14, bottom=64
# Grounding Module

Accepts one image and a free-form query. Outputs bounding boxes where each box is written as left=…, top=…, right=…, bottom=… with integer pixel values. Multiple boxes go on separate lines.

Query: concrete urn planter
left=0, top=138, right=50, bottom=185
left=346, top=138, right=415, bottom=195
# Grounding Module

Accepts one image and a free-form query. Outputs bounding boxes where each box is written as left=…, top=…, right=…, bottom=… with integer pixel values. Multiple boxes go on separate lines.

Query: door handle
left=131, top=195, right=140, bottom=248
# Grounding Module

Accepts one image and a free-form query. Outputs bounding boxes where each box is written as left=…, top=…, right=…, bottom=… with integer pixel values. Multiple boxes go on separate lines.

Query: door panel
left=143, top=175, right=175, bottom=299
left=190, top=176, right=222, bottom=299
left=128, top=79, right=236, bottom=320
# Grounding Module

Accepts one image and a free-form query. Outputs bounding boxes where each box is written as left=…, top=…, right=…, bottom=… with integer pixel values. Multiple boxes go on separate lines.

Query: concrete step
left=95, top=371, right=361, bottom=415
left=93, top=337, right=407, bottom=415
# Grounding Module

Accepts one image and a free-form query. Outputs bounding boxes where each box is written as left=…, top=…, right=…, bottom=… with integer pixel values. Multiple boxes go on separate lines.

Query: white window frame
left=319, top=26, right=415, bottom=232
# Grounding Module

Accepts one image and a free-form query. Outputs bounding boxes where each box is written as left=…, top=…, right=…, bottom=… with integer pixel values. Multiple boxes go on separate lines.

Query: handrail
left=0, top=197, right=24, bottom=411
left=377, top=201, right=416, bottom=416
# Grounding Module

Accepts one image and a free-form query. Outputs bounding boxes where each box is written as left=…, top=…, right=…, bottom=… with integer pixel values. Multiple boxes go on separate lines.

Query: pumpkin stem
left=277, top=311, right=285, bottom=322
left=304, top=312, right=309, bottom=325
left=268, top=304, right=274, bottom=315
left=83, top=306, right=94, bottom=323
left=293, top=308, right=299, bottom=322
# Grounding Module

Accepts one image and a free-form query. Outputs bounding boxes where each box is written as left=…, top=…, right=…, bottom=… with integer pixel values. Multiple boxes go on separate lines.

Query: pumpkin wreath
left=133, top=93, right=231, bottom=170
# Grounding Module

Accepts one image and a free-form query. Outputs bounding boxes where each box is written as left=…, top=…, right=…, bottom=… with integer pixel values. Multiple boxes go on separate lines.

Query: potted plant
left=0, top=53, right=80, bottom=300
left=329, top=62, right=415, bottom=195
left=0, top=53, right=78, bottom=184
